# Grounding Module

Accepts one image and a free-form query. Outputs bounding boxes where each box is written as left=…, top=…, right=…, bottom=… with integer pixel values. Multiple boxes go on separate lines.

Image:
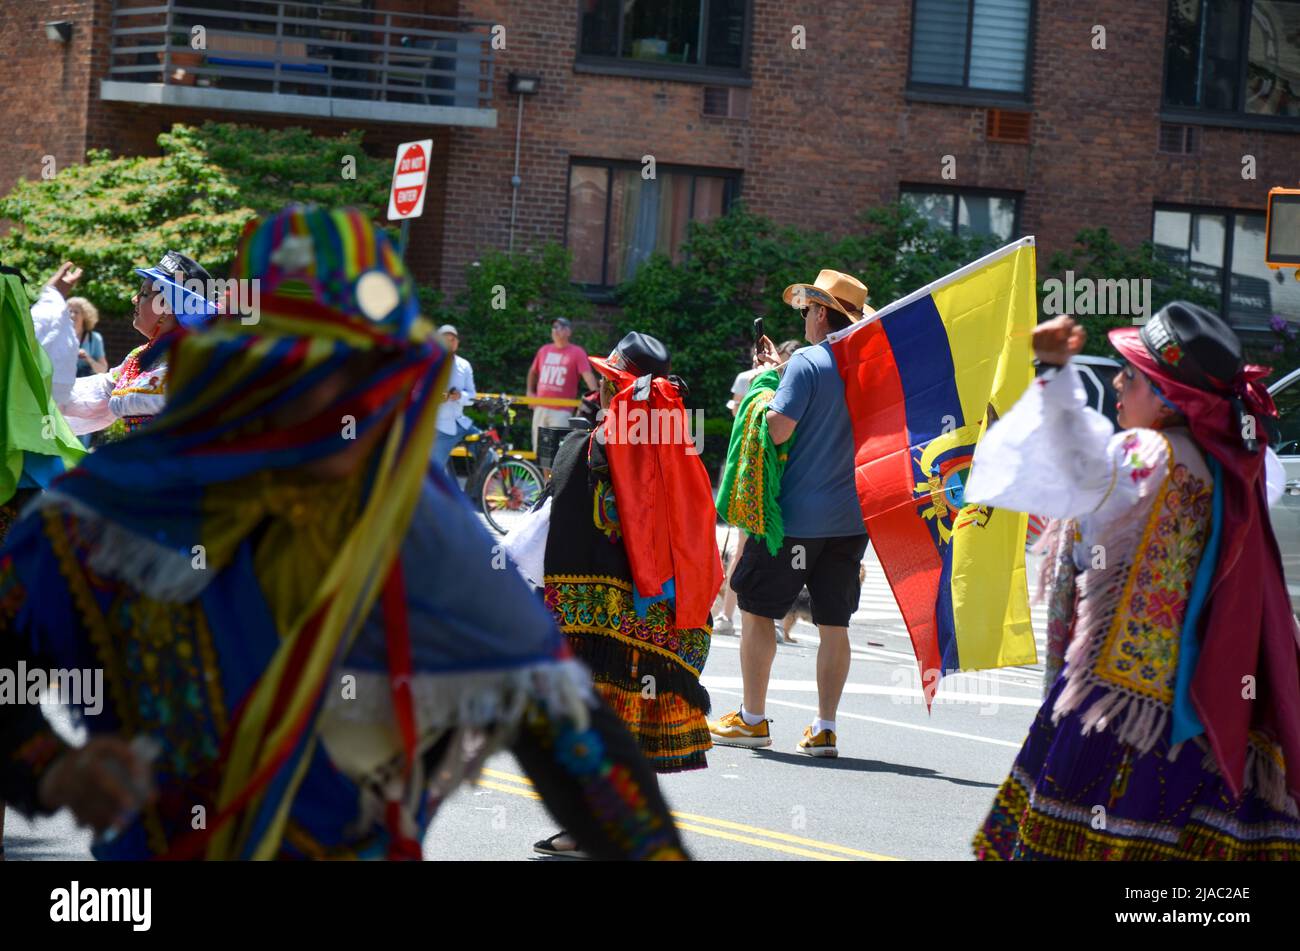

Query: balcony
left=103, top=1, right=497, bottom=128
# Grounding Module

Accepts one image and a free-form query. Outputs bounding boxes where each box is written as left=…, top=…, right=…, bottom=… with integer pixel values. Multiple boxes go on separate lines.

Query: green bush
left=0, top=122, right=391, bottom=315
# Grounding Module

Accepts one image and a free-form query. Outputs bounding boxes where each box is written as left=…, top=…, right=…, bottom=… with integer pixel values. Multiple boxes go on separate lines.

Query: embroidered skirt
left=974, top=676, right=1300, bottom=860
left=544, top=575, right=712, bottom=773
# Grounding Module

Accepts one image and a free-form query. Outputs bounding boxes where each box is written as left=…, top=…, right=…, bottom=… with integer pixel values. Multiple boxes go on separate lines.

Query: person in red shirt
left=526, top=317, right=597, bottom=450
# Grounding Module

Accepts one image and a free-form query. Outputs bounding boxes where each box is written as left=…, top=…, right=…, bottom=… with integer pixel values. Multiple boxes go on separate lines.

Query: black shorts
left=729, top=532, right=870, bottom=628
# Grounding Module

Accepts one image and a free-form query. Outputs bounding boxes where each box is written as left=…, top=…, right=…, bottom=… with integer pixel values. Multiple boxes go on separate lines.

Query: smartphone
left=753, top=317, right=764, bottom=346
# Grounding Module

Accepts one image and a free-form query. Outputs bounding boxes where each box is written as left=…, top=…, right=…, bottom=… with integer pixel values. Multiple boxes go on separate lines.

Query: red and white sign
left=387, top=138, right=432, bottom=221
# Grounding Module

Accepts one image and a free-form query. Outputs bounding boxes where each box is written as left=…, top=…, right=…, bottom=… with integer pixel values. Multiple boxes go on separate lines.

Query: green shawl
left=1, top=272, right=85, bottom=505
left=715, top=368, right=794, bottom=556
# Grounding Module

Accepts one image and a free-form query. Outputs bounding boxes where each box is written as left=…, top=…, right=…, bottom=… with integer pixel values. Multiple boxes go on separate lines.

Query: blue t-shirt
left=769, top=341, right=865, bottom=538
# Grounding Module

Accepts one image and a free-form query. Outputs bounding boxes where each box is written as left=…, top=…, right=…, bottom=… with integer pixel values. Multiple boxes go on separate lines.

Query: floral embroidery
left=1120, top=434, right=1154, bottom=482
left=543, top=575, right=710, bottom=678
left=1161, top=343, right=1183, bottom=365
left=1094, top=463, right=1212, bottom=704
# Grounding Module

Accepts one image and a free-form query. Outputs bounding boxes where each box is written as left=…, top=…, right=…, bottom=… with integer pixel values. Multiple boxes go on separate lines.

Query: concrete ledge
left=100, top=80, right=497, bottom=129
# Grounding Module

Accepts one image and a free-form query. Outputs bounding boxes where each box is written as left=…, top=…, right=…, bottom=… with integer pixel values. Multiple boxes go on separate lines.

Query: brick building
left=3, top=0, right=1299, bottom=358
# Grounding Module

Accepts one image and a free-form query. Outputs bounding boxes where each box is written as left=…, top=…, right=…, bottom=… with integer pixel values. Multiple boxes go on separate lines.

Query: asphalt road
left=426, top=534, right=1046, bottom=861
left=4, top=531, right=1047, bottom=862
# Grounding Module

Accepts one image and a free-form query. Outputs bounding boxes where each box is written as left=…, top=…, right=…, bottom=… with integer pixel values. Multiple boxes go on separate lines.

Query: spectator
left=69, top=297, right=108, bottom=377
left=715, top=339, right=801, bottom=637
left=67, top=297, right=108, bottom=448
left=726, top=339, right=800, bottom=416
left=526, top=317, right=597, bottom=451
left=431, top=324, right=478, bottom=474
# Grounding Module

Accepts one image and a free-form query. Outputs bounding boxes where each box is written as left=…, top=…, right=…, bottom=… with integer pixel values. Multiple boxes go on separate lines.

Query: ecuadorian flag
left=828, top=238, right=1038, bottom=698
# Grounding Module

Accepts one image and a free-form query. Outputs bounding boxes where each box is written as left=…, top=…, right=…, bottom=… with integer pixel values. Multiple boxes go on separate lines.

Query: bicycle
left=451, top=395, right=546, bottom=535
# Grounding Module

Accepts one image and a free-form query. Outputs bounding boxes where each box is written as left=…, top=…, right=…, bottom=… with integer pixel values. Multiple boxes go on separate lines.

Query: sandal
left=532, top=832, right=591, bottom=860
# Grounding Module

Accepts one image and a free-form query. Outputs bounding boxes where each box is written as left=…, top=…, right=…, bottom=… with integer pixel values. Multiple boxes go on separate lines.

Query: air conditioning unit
left=1157, top=122, right=1199, bottom=155
left=702, top=86, right=750, bottom=119
left=985, top=108, right=1031, bottom=143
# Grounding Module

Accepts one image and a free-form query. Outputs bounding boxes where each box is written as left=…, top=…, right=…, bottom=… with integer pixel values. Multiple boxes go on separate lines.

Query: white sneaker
left=712, top=615, right=735, bottom=636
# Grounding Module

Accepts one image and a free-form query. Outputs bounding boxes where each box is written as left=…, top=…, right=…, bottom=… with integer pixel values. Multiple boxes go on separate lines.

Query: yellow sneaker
left=708, top=710, right=772, bottom=749
left=797, top=726, right=838, bottom=758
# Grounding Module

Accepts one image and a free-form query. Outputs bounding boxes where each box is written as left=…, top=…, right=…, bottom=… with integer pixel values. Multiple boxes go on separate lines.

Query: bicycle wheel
left=479, top=458, right=545, bottom=535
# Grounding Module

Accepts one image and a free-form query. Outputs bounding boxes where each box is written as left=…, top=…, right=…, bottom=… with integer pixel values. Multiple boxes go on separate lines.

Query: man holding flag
left=709, top=269, right=873, bottom=758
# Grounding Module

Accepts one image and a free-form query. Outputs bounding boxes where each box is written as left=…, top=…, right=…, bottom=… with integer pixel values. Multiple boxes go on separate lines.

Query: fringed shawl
left=715, top=369, right=793, bottom=556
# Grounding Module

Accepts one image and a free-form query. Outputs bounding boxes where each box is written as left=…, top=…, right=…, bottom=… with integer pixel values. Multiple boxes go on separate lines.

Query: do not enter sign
left=387, top=139, right=432, bottom=221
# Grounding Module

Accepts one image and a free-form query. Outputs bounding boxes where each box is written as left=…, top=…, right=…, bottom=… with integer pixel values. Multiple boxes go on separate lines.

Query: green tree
left=0, top=122, right=391, bottom=316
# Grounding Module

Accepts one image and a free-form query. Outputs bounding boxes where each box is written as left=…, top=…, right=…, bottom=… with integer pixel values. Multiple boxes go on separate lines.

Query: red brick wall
left=442, top=0, right=1300, bottom=295
left=5, top=0, right=1300, bottom=303
left=0, top=0, right=111, bottom=201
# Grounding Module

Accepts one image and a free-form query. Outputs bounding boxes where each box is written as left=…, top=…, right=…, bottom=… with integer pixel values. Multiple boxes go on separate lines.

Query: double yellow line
left=476, top=768, right=900, bottom=862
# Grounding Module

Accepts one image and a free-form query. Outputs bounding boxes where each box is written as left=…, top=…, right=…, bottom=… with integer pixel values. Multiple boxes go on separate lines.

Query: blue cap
left=135, top=250, right=220, bottom=328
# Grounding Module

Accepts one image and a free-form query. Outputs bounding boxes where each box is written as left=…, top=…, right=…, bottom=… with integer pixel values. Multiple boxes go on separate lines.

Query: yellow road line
left=669, top=811, right=899, bottom=861
left=477, top=778, right=541, bottom=799
left=476, top=767, right=901, bottom=861
left=672, top=823, right=846, bottom=860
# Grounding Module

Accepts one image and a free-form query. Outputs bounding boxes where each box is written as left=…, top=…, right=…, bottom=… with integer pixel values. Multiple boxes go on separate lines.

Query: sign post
left=387, top=138, right=432, bottom=257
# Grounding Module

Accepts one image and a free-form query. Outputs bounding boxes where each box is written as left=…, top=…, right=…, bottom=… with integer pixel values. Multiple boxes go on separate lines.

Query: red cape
left=601, top=377, right=722, bottom=629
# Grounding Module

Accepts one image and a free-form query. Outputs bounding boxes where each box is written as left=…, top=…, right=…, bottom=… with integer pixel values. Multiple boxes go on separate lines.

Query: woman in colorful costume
left=0, top=207, right=686, bottom=861
left=61, top=251, right=219, bottom=437
left=532, top=332, right=722, bottom=857
left=966, top=303, right=1300, bottom=860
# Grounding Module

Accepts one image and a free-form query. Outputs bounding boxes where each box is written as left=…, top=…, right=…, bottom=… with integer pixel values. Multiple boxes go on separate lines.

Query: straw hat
left=782, top=269, right=872, bottom=322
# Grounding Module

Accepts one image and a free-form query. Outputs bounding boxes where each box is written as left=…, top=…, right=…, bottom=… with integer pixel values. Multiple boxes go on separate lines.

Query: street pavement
left=4, top=527, right=1047, bottom=862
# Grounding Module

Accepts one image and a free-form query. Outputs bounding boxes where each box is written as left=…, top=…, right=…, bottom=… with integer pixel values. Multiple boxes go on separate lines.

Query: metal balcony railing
left=105, top=0, right=496, bottom=125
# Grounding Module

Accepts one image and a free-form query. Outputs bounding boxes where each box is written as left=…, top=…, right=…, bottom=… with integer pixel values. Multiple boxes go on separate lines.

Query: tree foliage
left=612, top=203, right=1002, bottom=423
left=1038, top=227, right=1219, bottom=357
left=0, top=122, right=391, bottom=316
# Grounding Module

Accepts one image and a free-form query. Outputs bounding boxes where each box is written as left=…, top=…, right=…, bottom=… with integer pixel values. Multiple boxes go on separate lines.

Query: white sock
left=740, top=705, right=765, bottom=726
left=812, top=718, right=836, bottom=735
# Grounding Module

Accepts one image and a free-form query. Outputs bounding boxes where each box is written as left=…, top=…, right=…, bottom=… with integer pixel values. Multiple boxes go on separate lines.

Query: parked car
left=1267, top=367, right=1300, bottom=612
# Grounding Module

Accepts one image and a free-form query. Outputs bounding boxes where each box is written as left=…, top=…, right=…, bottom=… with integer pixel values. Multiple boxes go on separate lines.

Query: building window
left=1164, top=0, right=1300, bottom=121
left=908, top=0, right=1033, bottom=97
left=1153, top=205, right=1300, bottom=331
left=577, top=0, right=749, bottom=77
left=901, top=186, right=1021, bottom=242
left=566, top=160, right=740, bottom=288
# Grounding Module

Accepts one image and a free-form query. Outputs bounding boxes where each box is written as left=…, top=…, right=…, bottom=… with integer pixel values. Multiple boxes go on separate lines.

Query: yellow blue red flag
left=828, top=238, right=1038, bottom=699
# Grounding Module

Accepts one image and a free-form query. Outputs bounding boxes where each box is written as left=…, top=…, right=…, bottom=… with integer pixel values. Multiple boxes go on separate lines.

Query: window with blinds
left=910, top=0, right=1032, bottom=96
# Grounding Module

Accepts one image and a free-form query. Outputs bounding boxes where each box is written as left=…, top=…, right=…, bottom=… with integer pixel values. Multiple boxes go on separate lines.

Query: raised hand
left=47, top=261, right=84, bottom=299
left=1033, top=315, right=1086, bottom=366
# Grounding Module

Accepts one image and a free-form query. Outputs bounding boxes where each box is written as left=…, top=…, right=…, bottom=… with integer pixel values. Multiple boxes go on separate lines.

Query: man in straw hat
left=709, top=269, right=873, bottom=759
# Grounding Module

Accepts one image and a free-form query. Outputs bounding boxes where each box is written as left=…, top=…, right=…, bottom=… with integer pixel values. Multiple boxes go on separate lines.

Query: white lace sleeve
left=59, top=370, right=117, bottom=436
